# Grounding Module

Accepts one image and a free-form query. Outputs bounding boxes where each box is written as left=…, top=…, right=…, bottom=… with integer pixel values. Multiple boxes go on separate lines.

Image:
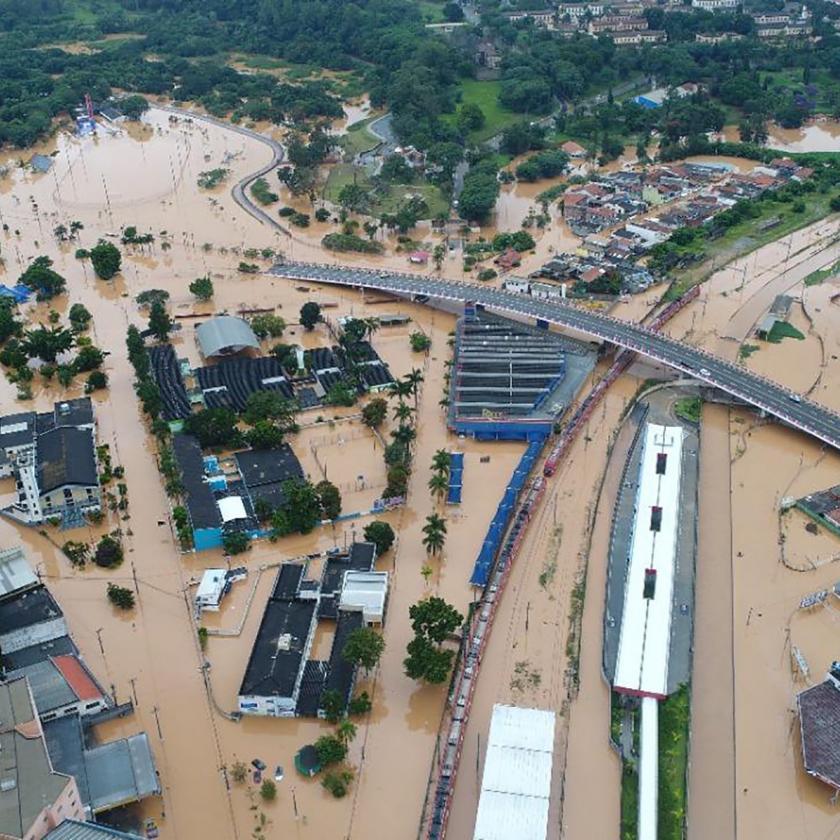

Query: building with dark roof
left=0, top=585, right=67, bottom=655
left=171, top=434, right=222, bottom=550
left=195, top=357, right=293, bottom=412
left=238, top=574, right=317, bottom=716
left=0, top=399, right=100, bottom=527
left=235, top=445, right=304, bottom=513
left=798, top=665, right=840, bottom=791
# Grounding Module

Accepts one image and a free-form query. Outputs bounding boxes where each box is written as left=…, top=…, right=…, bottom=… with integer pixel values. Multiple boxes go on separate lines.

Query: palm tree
left=337, top=719, right=357, bottom=746
left=363, top=317, right=380, bottom=341
left=431, top=449, right=451, bottom=477
left=405, top=369, right=424, bottom=407
left=391, top=424, right=416, bottom=449
left=428, top=471, right=448, bottom=501
left=422, top=513, right=447, bottom=556
left=421, top=564, right=433, bottom=587
left=393, top=402, right=413, bottom=423
left=388, top=379, right=413, bottom=403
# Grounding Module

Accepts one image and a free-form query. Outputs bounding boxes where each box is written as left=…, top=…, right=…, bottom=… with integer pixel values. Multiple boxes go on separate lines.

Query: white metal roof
left=339, top=571, right=388, bottom=621
left=218, top=496, right=247, bottom=523
left=473, top=705, right=555, bottom=840
left=613, top=423, right=683, bottom=698
left=196, top=569, right=226, bottom=599
left=638, top=697, right=659, bottom=840
left=196, top=315, right=259, bottom=357
left=0, top=547, right=38, bottom=599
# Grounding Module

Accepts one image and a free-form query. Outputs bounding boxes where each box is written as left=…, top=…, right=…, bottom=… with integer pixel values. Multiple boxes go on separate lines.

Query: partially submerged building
left=0, top=677, right=86, bottom=840
left=797, top=663, right=840, bottom=792
left=238, top=544, right=385, bottom=719
left=447, top=308, right=596, bottom=441
left=196, top=315, right=260, bottom=358
left=795, top=484, right=840, bottom=538
left=0, top=399, right=100, bottom=527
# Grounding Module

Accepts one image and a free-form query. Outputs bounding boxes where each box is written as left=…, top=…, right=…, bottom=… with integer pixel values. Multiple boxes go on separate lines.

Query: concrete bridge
left=270, top=261, right=840, bottom=451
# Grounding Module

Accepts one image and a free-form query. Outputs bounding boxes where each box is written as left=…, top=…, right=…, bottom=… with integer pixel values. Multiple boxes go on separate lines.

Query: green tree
left=342, top=627, right=385, bottom=672
left=89, top=241, right=122, bottom=280
left=250, top=314, right=286, bottom=339
left=320, top=689, right=345, bottom=723
left=361, top=397, right=388, bottom=428
left=148, top=300, right=173, bottom=342
left=338, top=183, right=369, bottom=212
left=409, top=332, right=431, bottom=352
left=222, top=530, right=250, bottom=555
left=74, top=344, right=106, bottom=372
left=270, top=478, right=322, bottom=536
left=246, top=420, right=286, bottom=450
left=322, top=769, right=354, bottom=798
left=19, top=256, right=66, bottom=301
left=422, top=513, right=447, bottom=556
left=230, top=761, right=248, bottom=784
left=85, top=370, right=108, bottom=393
left=314, top=734, right=347, bottom=767
left=184, top=407, right=240, bottom=448
left=393, top=402, right=413, bottom=423
left=189, top=275, right=214, bottom=301
left=120, top=95, right=150, bottom=120
left=94, top=536, right=124, bottom=568
left=409, top=596, right=462, bottom=643
left=0, top=302, right=21, bottom=343
left=457, top=102, right=485, bottom=134
left=428, top=471, right=448, bottom=501
left=316, top=479, right=342, bottom=520
left=300, top=301, right=322, bottom=330
left=405, top=368, right=424, bottom=407
left=348, top=692, right=372, bottom=716
left=68, top=303, right=92, bottom=332
left=21, top=325, right=74, bottom=363
left=363, top=520, right=395, bottom=556
left=135, top=378, right=161, bottom=419
left=403, top=635, right=455, bottom=684
left=336, top=719, right=357, bottom=746
left=242, top=391, right=297, bottom=431
left=431, top=449, right=451, bottom=476
left=107, top=583, right=135, bottom=610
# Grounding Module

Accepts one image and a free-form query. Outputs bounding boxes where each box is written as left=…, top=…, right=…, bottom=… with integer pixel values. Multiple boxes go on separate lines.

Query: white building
left=195, top=569, right=228, bottom=612
left=339, top=571, right=389, bottom=624
left=691, top=0, right=738, bottom=9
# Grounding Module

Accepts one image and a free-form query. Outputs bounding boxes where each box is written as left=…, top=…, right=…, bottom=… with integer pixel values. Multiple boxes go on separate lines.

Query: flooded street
left=1, top=100, right=840, bottom=840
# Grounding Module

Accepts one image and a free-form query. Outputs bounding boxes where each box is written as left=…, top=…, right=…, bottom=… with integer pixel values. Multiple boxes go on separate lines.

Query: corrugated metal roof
left=0, top=546, right=38, bottom=599
left=46, top=819, right=142, bottom=838
left=473, top=705, right=556, bottom=840
left=196, top=315, right=259, bottom=357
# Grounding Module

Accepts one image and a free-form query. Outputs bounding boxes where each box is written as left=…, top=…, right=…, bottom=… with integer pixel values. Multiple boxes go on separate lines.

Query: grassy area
left=659, top=684, right=690, bottom=840
left=674, top=396, right=702, bottom=424
left=339, top=118, right=381, bottom=157
left=621, top=760, right=639, bottom=840
left=322, top=164, right=449, bottom=219
left=665, top=189, right=840, bottom=299
left=804, top=257, right=840, bottom=286
left=416, top=0, right=447, bottom=22
left=767, top=320, right=805, bottom=343
left=444, top=80, right=536, bottom=143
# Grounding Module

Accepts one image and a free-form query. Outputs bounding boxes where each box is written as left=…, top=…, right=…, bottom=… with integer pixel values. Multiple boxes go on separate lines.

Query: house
left=46, top=821, right=142, bottom=839
left=339, top=571, right=389, bottom=625
left=195, top=569, right=228, bottom=612
left=691, top=0, right=738, bottom=9
left=0, top=678, right=85, bottom=840
left=494, top=249, right=522, bottom=271
left=0, top=546, right=39, bottom=601
left=0, top=398, right=101, bottom=527
left=475, top=39, right=502, bottom=71
left=561, top=140, right=587, bottom=158
left=505, top=9, right=556, bottom=28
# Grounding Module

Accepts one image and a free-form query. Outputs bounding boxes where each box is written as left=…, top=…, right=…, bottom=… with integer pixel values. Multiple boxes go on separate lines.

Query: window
left=650, top=506, right=662, bottom=532
left=656, top=452, right=667, bottom=475
left=85, top=701, right=100, bottom=709
left=644, top=568, right=657, bottom=599
left=63, top=488, right=73, bottom=498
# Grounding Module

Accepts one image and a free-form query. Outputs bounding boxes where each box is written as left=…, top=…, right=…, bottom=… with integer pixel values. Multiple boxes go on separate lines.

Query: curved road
left=269, top=261, right=840, bottom=451
left=154, top=104, right=291, bottom=236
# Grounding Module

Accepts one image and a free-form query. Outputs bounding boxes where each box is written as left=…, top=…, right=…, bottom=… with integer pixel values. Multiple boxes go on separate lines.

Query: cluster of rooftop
left=148, top=314, right=394, bottom=424
left=238, top=543, right=387, bottom=719
left=0, top=399, right=101, bottom=528
left=0, top=547, right=159, bottom=839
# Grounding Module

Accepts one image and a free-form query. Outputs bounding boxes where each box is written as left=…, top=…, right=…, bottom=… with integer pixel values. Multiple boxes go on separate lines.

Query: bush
left=477, top=268, right=497, bottom=282
left=94, top=536, right=123, bottom=568
left=89, top=241, right=122, bottom=280
left=189, top=275, right=214, bottom=300
left=85, top=370, right=108, bottom=393
left=322, top=769, right=354, bottom=798
left=259, top=779, right=277, bottom=801
left=361, top=398, right=388, bottom=428
left=107, top=583, right=135, bottom=609
left=409, top=332, right=431, bottom=352
left=315, top=734, right=347, bottom=767
left=230, top=760, right=248, bottom=784
left=322, top=233, right=383, bottom=254
left=315, top=208, right=331, bottom=222
left=348, top=692, right=373, bottom=716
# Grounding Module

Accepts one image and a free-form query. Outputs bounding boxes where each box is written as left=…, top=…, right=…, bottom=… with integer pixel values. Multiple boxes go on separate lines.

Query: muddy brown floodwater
left=0, top=109, right=543, bottom=840
left=2, top=104, right=840, bottom=840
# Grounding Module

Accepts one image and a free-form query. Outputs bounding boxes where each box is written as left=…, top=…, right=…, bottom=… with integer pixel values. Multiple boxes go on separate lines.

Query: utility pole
left=129, top=677, right=138, bottom=706
left=95, top=627, right=104, bottom=655
left=152, top=706, right=163, bottom=740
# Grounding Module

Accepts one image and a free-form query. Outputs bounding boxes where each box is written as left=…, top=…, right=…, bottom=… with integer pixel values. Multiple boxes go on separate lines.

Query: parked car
left=144, top=819, right=160, bottom=839
left=274, top=765, right=284, bottom=782
left=253, top=770, right=262, bottom=784
left=251, top=758, right=267, bottom=771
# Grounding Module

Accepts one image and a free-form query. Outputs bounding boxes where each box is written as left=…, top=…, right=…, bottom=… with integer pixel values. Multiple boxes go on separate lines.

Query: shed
left=195, top=569, right=227, bottom=611
left=218, top=496, right=248, bottom=524
left=196, top=316, right=260, bottom=358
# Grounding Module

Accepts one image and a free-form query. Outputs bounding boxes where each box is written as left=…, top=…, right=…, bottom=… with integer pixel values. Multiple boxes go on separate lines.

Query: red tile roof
left=53, top=654, right=102, bottom=701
